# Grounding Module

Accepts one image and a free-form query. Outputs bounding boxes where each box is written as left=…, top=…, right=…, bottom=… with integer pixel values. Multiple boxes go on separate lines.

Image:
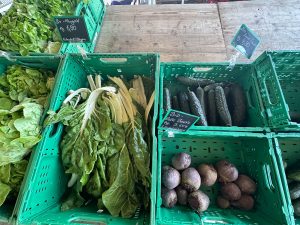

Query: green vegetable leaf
left=0, top=182, right=11, bottom=206
left=102, top=145, right=139, bottom=218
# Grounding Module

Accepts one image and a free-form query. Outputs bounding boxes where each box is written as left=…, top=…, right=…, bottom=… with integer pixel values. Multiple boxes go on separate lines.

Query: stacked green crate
left=13, top=53, right=160, bottom=225
left=157, top=58, right=300, bottom=225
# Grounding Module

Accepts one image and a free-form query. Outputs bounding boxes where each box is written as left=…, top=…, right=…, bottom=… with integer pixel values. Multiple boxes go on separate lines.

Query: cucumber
left=163, top=88, right=172, bottom=113
left=178, top=91, right=191, bottom=114
left=172, top=95, right=180, bottom=110
left=230, top=84, right=247, bottom=126
left=293, top=200, right=300, bottom=217
left=290, top=184, right=300, bottom=200
left=177, top=76, right=214, bottom=87
left=215, top=86, right=232, bottom=126
left=187, top=90, right=207, bottom=126
left=224, top=86, right=231, bottom=101
left=224, top=86, right=232, bottom=114
left=207, top=89, right=217, bottom=126
left=195, top=86, right=206, bottom=117
left=204, top=83, right=224, bottom=92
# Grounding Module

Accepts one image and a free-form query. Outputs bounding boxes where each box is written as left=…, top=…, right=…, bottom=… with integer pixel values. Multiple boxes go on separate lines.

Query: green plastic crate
left=254, top=51, right=300, bottom=131
left=272, top=133, right=300, bottom=225
left=60, top=0, right=106, bottom=54
left=159, top=63, right=269, bottom=132
left=156, top=131, right=291, bottom=225
left=13, top=53, right=160, bottom=225
left=0, top=55, right=63, bottom=223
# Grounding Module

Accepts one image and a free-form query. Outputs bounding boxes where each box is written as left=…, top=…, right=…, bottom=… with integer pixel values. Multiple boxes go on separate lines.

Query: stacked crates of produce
left=156, top=60, right=296, bottom=225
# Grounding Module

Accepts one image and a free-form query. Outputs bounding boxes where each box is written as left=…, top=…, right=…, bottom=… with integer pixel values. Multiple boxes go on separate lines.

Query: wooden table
left=95, top=1, right=300, bottom=62
left=96, top=4, right=227, bottom=62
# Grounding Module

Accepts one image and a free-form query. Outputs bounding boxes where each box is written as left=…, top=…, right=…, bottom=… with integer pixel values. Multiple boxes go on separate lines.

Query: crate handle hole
left=263, top=164, right=275, bottom=190
left=193, top=67, right=213, bottom=72
left=263, top=79, right=278, bottom=105
left=49, top=123, right=63, bottom=139
left=99, top=58, right=127, bottom=63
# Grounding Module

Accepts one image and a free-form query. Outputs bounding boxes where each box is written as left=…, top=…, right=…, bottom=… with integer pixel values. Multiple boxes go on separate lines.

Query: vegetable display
left=0, top=0, right=80, bottom=55
left=45, top=75, right=155, bottom=218
left=0, top=65, right=54, bottom=206
left=161, top=153, right=257, bottom=213
left=163, top=77, right=247, bottom=127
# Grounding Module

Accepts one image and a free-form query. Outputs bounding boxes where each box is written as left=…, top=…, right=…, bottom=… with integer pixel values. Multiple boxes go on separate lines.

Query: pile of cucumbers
left=286, top=162, right=300, bottom=217
left=163, top=76, right=247, bottom=127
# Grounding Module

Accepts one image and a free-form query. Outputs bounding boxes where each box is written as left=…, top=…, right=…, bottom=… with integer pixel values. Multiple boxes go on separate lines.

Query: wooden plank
left=95, top=5, right=227, bottom=62
left=219, top=1, right=300, bottom=62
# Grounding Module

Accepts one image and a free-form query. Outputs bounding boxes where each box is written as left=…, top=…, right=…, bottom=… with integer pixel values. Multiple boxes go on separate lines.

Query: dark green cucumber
left=178, top=91, right=191, bottom=114
left=207, top=89, right=217, bottom=126
left=204, top=83, right=224, bottom=92
left=230, top=84, right=247, bottom=126
left=188, top=90, right=207, bottom=126
left=172, top=95, right=180, bottom=110
left=195, top=86, right=206, bottom=117
left=215, top=86, right=232, bottom=126
left=177, top=76, right=214, bottom=87
left=163, top=88, right=172, bottom=113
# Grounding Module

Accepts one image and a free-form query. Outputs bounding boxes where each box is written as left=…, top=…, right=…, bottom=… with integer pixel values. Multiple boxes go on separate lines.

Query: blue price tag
left=231, top=24, right=260, bottom=59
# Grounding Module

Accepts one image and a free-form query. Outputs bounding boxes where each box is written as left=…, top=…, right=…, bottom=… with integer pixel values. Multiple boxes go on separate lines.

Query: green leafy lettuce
left=0, top=160, right=28, bottom=206
left=0, top=0, right=80, bottom=55
left=0, top=65, right=54, bottom=206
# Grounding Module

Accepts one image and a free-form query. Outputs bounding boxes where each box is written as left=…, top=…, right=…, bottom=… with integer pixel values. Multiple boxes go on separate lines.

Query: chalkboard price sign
left=160, top=110, right=199, bottom=132
left=54, top=16, right=90, bottom=43
left=231, top=24, right=260, bottom=59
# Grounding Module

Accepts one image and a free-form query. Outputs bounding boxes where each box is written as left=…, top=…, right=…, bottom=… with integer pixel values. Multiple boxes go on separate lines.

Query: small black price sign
left=231, top=24, right=260, bottom=59
left=160, top=110, right=199, bottom=132
left=54, top=16, right=90, bottom=43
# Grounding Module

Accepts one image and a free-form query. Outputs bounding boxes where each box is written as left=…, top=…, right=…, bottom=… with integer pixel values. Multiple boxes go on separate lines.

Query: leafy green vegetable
left=0, top=65, right=54, bottom=205
left=6, top=65, right=51, bottom=102
left=0, top=64, right=54, bottom=166
left=0, top=0, right=80, bottom=55
left=0, top=160, right=28, bottom=206
left=46, top=75, right=153, bottom=218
